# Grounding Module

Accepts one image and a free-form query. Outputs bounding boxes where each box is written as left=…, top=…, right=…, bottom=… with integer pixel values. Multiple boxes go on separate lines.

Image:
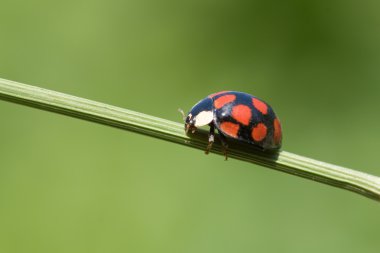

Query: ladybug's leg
left=205, top=124, right=215, bottom=155
left=218, top=131, right=229, bottom=160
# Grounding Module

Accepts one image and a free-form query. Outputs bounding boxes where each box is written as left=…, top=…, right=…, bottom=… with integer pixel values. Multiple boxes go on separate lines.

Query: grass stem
left=1, top=78, right=379, bottom=202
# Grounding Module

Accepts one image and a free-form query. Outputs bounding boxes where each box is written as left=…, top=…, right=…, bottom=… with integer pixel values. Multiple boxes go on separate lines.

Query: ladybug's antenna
left=178, top=108, right=186, bottom=121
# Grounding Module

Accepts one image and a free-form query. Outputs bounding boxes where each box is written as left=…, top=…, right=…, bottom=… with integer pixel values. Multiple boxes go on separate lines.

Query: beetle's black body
left=185, top=91, right=282, bottom=158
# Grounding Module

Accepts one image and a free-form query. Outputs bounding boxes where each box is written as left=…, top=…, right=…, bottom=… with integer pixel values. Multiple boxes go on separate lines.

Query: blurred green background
left=0, top=0, right=379, bottom=252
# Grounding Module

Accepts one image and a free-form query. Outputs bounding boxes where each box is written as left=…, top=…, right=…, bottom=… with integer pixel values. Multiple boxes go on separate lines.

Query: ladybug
left=183, top=91, right=282, bottom=159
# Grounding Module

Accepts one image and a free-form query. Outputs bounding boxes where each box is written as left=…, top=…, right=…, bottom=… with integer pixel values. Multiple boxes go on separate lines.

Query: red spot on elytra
left=219, top=121, right=240, bottom=138
left=231, top=104, right=251, bottom=125
left=251, top=123, right=267, bottom=142
left=252, top=98, right=268, bottom=115
left=273, top=118, right=282, bottom=145
left=208, top=91, right=230, bottom=98
left=214, top=94, right=236, bottom=109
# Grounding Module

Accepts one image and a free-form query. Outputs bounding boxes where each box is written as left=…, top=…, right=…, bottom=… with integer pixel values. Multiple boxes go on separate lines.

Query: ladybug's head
left=183, top=97, right=213, bottom=134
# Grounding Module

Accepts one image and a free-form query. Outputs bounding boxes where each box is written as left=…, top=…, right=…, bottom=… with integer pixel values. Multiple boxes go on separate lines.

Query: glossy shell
left=187, top=91, right=282, bottom=150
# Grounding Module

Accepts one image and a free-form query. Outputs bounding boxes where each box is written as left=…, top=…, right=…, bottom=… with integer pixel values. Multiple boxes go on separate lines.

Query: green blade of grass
left=0, top=77, right=379, bottom=202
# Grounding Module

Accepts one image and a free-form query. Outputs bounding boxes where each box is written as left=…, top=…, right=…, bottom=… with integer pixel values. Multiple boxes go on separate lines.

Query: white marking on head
left=194, top=111, right=213, bottom=127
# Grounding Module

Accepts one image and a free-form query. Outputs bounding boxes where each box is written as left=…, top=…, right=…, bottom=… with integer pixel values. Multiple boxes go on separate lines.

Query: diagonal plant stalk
left=0, top=77, right=379, bottom=202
